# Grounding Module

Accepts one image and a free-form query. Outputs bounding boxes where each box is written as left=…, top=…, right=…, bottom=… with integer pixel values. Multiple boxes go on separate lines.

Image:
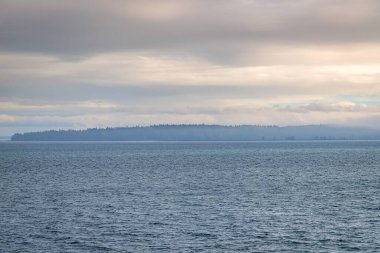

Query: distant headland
left=10, top=124, right=380, bottom=141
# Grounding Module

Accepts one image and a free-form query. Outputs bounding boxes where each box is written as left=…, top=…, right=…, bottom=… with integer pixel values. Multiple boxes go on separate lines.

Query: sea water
left=1, top=141, right=379, bottom=252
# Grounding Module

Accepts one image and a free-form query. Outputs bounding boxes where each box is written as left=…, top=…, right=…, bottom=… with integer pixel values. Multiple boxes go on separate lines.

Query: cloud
left=1, top=0, right=380, bottom=135
left=277, top=102, right=380, bottom=113
left=1, top=52, right=380, bottom=89
left=1, top=0, right=380, bottom=64
left=0, top=114, right=15, bottom=122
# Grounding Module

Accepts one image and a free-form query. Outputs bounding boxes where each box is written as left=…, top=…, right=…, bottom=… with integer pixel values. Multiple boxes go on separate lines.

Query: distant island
left=10, top=124, right=380, bottom=141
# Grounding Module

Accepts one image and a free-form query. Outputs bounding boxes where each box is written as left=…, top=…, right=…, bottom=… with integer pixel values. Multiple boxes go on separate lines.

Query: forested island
left=10, top=124, right=380, bottom=141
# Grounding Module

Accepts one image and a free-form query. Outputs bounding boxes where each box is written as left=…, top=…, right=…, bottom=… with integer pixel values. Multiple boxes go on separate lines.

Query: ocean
left=1, top=141, right=379, bottom=252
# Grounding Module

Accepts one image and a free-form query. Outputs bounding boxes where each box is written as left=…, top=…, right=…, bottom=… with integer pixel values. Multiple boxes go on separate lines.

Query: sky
left=1, top=0, right=380, bottom=136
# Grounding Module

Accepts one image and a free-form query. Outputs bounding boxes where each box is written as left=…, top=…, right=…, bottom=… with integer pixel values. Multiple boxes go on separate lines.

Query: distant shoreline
left=4, top=140, right=380, bottom=145
left=10, top=124, right=380, bottom=142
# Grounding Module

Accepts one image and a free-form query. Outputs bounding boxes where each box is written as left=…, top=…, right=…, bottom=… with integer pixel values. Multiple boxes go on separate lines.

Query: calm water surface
left=1, top=141, right=379, bottom=252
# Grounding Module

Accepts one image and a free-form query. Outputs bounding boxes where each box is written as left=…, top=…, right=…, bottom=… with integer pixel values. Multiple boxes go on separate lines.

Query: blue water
left=1, top=141, right=379, bottom=252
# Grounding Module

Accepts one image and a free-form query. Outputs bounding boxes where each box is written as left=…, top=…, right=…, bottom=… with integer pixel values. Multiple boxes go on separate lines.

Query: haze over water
left=1, top=141, right=379, bottom=252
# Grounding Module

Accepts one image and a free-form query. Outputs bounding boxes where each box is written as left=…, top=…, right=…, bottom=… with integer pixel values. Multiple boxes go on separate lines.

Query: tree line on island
left=11, top=124, right=380, bottom=141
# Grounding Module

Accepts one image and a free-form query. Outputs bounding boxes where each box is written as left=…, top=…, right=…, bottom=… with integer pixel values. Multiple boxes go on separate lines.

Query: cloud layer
left=1, top=0, right=380, bottom=135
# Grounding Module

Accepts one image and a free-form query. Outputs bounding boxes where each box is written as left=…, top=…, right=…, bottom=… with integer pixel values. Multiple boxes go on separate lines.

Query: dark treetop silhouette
left=11, top=124, right=380, bottom=141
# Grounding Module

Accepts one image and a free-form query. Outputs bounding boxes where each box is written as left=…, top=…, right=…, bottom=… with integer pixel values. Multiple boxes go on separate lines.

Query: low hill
left=10, top=124, right=380, bottom=141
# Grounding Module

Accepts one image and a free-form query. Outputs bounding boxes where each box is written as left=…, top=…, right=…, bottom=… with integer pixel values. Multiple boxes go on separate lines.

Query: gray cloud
left=276, top=102, right=380, bottom=113
left=0, top=81, right=315, bottom=102
left=1, top=0, right=380, bottom=64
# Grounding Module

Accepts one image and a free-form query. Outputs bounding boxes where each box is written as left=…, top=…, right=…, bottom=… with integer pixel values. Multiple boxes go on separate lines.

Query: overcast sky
left=1, top=0, right=380, bottom=135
